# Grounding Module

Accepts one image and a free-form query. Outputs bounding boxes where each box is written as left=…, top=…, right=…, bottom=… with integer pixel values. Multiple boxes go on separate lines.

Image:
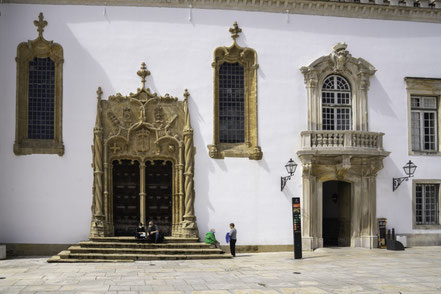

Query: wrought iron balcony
left=298, top=130, right=387, bottom=155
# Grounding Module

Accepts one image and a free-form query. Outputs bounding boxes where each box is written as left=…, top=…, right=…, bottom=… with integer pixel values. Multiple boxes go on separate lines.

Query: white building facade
left=0, top=0, right=440, bottom=255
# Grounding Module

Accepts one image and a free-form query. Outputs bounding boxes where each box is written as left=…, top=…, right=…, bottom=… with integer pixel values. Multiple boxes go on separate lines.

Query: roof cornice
left=3, top=0, right=441, bottom=23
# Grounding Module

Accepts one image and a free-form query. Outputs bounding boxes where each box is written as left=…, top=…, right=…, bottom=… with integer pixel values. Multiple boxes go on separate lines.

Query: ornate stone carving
left=331, top=42, right=349, bottom=73
left=208, top=22, right=262, bottom=160
left=90, top=63, right=198, bottom=238
left=135, top=129, right=150, bottom=153
left=14, top=12, right=64, bottom=156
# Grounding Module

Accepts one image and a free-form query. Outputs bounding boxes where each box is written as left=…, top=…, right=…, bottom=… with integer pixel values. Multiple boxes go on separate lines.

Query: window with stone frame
left=207, top=22, right=262, bottom=160
left=405, top=77, right=441, bottom=156
left=413, top=181, right=441, bottom=229
left=14, top=13, right=64, bottom=156
left=322, top=75, right=352, bottom=131
left=411, top=96, right=438, bottom=152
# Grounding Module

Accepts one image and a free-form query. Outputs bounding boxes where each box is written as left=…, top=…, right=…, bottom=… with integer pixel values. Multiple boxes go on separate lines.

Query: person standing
left=229, top=223, right=237, bottom=257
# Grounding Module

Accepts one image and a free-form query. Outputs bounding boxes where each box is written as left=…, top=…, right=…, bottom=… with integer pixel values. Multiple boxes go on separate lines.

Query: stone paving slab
left=1, top=247, right=441, bottom=293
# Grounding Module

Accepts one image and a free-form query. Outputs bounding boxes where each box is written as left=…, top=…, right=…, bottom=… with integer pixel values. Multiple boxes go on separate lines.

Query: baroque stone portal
left=90, top=63, right=198, bottom=238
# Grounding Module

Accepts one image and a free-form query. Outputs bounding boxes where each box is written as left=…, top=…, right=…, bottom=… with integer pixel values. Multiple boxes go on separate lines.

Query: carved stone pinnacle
left=137, top=62, right=151, bottom=89
left=97, top=87, right=103, bottom=97
left=229, top=21, right=242, bottom=42
left=183, top=89, right=190, bottom=101
left=34, top=12, right=47, bottom=39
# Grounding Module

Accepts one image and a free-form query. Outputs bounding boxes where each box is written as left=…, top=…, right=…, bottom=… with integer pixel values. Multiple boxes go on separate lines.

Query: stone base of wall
left=5, top=237, right=441, bottom=256
left=400, top=234, right=441, bottom=246
left=220, top=244, right=295, bottom=253
left=5, top=244, right=71, bottom=257
left=0, top=245, right=6, bottom=259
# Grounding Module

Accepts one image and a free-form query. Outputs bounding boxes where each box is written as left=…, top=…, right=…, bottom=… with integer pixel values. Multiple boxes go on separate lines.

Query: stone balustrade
left=300, top=130, right=385, bottom=150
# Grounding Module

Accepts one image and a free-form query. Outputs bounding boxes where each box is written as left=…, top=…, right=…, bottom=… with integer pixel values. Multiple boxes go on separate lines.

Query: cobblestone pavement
left=1, top=246, right=441, bottom=293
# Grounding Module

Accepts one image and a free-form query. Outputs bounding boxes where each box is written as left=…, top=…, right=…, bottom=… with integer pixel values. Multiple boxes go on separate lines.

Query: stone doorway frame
left=299, top=155, right=388, bottom=250
left=89, top=63, right=198, bottom=239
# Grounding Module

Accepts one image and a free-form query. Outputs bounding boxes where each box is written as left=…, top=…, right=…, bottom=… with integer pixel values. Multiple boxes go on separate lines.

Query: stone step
left=65, top=252, right=232, bottom=261
left=68, top=246, right=222, bottom=255
left=47, top=254, right=133, bottom=263
left=78, top=241, right=211, bottom=249
left=89, top=236, right=199, bottom=243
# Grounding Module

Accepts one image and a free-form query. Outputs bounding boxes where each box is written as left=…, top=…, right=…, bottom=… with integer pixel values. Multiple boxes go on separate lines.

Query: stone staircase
left=47, top=237, right=231, bottom=262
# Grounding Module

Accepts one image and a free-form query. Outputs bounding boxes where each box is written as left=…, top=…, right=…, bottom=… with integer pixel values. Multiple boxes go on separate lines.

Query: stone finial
left=229, top=22, right=242, bottom=42
left=34, top=12, right=48, bottom=39
left=137, top=62, right=151, bottom=89
left=332, top=42, right=348, bottom=53
left=183, top=89, right=190, bottom=102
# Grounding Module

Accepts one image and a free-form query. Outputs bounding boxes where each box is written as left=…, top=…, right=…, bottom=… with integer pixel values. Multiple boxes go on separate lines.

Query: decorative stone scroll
left=90, top=63, right=198, bottom=238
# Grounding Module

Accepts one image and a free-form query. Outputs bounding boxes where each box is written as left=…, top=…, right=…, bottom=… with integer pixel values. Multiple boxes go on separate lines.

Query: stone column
left=351, top=176, right=362, bottom=247
left=140, top=162, right=146, bottom=226
left=181, top=90, right=198, bottom=238
left=103, top=144, right=111, bottom=236
left=360, top=175, right=377, bottom=248
left=90, top=87, right=105, bottom=237
left=301, top=161, right=321, bottom=250
left=300, top=68, right=320, bottom=130
left=176, top=142, right=185, bottom=237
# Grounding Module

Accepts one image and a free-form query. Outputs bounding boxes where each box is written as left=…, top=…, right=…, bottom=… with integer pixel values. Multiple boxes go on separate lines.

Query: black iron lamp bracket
left=393, top=176, right=409, bottom=191
left=281, top=175, right=291, bottom=191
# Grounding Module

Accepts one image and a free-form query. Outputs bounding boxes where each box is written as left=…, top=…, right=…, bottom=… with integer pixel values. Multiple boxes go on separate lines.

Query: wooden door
left=112, top=160, right=140, bottom=236
left=145, top=160, right=172, bottom=236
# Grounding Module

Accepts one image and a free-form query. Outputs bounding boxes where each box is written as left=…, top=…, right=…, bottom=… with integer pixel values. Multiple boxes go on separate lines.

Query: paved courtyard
left=1, top=246, right=441, bottom=294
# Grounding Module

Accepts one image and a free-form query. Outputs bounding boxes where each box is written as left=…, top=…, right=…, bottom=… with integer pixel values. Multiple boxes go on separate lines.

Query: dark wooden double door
left=113, top=160, right=172, bottom=236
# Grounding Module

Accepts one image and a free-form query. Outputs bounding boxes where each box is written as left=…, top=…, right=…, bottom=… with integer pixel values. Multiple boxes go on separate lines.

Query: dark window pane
left=219, top=62, right=244, bottom=143
left=28, top=57, right=55, bottom=140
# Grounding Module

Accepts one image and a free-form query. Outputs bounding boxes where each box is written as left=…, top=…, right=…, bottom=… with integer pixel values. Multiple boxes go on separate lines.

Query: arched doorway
left=322, top=181, right=351, bottom=247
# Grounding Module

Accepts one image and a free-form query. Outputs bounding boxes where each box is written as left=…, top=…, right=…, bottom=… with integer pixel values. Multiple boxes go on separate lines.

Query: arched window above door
left=322, top=75, right=352, bottom=130
left=300, top=43, right=376, bottom=131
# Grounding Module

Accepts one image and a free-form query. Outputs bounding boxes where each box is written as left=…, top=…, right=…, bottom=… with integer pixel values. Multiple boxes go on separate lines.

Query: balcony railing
left=300, top=130, right=385, bottom=151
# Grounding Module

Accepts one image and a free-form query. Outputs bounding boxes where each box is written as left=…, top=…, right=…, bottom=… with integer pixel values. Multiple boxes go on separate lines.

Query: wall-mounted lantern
left=393, top=160, right=417, bottom=191
left=281, top=158, right=297, bottom=191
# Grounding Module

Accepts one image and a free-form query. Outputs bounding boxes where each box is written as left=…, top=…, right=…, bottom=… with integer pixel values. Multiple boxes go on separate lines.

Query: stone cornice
left=3, top=0, right=441, bottom=23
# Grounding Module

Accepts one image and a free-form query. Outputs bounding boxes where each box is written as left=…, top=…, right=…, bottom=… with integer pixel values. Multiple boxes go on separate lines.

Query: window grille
left=218, top=62, right=245, bottom=143
left=322, top=75, right=352, bottom=130
left=416, top=183, right=439, bottom=225
left=28, top=57, right=55, bottom=140
left=411, top=96, right=438, bottom=152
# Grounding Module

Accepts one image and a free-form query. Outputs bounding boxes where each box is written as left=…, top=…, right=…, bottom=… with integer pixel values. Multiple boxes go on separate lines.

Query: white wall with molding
left=0, top=3, right=440, bottom=245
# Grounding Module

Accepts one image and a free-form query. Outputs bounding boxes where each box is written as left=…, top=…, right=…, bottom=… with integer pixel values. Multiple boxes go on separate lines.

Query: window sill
left=14, top=140, right=64, bottom=156
left=413, top=224, right=441, bottom=230
left=409, top=150, right=441, bottom=156
left=207, top=143, right=262, bottom=160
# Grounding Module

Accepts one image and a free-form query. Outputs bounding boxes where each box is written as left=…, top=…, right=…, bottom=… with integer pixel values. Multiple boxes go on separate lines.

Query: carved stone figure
left=331, top=42, right=349, bottom=73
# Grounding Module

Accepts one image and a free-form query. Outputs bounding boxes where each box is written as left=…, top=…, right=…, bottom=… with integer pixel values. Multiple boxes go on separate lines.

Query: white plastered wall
left=0, top=3, right=440, bottom=245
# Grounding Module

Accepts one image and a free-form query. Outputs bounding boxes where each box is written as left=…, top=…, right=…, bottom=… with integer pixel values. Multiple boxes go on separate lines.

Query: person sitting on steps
left=146, top=220, right=163, bottom=243
left=205, top=228, right=224, bottom=253
left=135, top=223, right=146, bottom=239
